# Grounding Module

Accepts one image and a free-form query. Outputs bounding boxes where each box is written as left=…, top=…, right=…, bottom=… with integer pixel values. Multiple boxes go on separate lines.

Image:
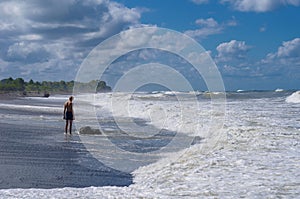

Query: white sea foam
left=275, top=88, right=284, bottom=92
left=286, top=91, right=300, bottom=103
left=78, top=92, right=220, bottom=137
left=0, top=103, right=61, bottom=112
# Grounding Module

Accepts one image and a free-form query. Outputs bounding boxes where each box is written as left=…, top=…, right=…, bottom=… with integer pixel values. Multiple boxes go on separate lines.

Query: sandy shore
left=0, top=97, right=132, bottom=189
left=0, top=91, right=72, bottom=99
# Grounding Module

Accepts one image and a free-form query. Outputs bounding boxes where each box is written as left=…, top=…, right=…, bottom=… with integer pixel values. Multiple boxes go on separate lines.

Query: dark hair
left=69, top=96, right=74, bottom=101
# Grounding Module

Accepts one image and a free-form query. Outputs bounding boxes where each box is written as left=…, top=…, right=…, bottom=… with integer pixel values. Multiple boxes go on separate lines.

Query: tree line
left=0, top=77, right=111, bottom=97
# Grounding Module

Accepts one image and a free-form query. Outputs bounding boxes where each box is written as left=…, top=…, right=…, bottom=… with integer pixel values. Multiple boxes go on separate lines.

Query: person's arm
left=72, top=103, right=75, bottom=120
left=63, top=102, right=67, bottom=119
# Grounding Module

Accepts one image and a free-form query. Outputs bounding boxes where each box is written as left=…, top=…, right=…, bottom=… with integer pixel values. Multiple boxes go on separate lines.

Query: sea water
left=0, top=90, right=299, bottom=198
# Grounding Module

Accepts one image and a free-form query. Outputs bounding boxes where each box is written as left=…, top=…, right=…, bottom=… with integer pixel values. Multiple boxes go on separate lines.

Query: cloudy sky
left=0, top=0, right=299, bottom=90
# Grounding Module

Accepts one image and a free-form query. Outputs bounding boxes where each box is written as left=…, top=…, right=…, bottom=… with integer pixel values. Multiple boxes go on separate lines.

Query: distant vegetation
left=0, top=77, right=111, bottom=97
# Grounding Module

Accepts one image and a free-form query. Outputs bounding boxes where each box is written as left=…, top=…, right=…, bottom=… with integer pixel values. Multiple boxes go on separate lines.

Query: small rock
left=191, top=136, right=204, bottom=145
left=79, top=126, right=102, bottom=135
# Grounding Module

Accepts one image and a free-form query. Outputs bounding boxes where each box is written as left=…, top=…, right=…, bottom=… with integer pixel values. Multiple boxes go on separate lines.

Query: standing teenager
left=63, top=96, right=74, bottom=134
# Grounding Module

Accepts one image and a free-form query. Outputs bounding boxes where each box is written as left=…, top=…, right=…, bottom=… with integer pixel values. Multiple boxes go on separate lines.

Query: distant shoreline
left=0, top=78, right=111, bottom=99
left=0, top=91, right=72, bottom=99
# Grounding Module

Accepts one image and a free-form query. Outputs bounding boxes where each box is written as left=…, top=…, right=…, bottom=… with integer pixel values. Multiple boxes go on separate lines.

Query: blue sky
left=0, top=0, right=299, bottom=91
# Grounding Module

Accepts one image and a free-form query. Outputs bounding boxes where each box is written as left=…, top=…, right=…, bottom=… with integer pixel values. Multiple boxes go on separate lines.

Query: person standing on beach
left=63, top=96, right=74, bottom=134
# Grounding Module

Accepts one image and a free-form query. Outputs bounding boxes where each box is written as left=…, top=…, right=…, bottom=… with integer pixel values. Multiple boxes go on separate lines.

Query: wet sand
left=0, top=121, right=132, bottom=189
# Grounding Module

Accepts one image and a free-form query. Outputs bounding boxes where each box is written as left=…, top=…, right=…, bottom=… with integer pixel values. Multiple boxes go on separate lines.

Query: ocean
left=0, top=90, right=299, bottom=198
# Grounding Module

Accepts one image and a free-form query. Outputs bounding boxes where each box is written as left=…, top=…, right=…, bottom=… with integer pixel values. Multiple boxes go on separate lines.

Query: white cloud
left=6, top=42, right=51, bottom=63
left=242, top=37, right=300, bottom=80
left=259, top=26, right=267, bottom=32
left=277, top=38, right=300, bottom=58
left=221, top=0, right=300, bottom=12
left=19, top=34, right=43, bottom=41
left=0, top=58, right=9, bottom=76
left=185, top=18, right=223, bottom=39
left=226, top=17, right=238, bottom=27
left=0, top=0, right=142, bottom=81
left=91, top=1, right=141, bottom=39
left=185, top=17, right=237, bottom=39
left=0, top=0, right=141, bottom=40
left=216, top=40, right=251, bottom=62
left=214, top=38, right=300, bottom=85
left=195, top=18, right=218, bottom=27
left=263, top=38, right=300, bottom=65
left=216, top=38, right=300, bottom=80
left=190, top=0, right=209, bottom=5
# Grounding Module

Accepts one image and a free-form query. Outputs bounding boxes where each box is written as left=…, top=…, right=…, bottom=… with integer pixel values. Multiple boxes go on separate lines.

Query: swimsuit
left=65, top=111, right=73, bottom=120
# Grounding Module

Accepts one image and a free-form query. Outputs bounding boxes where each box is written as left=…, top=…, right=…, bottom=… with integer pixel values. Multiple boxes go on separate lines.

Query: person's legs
left=69, top=120, right=72, bottom=134
left=65, top=120, right=68, bottom=134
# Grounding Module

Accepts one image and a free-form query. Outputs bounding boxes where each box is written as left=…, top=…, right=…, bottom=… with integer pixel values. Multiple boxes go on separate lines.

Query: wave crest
left=286, top=91, right=300, bottom=103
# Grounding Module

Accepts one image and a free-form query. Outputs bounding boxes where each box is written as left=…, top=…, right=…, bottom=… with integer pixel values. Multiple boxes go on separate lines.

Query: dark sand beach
left=0, top=97, right=132, bottom=189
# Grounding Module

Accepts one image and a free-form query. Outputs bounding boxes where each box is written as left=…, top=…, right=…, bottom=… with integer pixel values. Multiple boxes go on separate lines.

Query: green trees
left=0, top=77, right=25, bottom=91
left=0, top=77, right=111, bottom=96
left=73, top=80, right=111, bottom=93
left=97, top=81, right=111, bottom=92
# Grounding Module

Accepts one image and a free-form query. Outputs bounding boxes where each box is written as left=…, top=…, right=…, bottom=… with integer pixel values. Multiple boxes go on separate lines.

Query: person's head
left=69, top=96, right=74, bottom=101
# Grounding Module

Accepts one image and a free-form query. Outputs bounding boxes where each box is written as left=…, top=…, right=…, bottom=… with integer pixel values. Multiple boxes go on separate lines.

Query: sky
left=0, top=0, right=299, bottom=91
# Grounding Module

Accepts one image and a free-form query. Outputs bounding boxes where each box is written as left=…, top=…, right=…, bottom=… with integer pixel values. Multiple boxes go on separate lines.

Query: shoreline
left=0, top=91, right=72, bottom=99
